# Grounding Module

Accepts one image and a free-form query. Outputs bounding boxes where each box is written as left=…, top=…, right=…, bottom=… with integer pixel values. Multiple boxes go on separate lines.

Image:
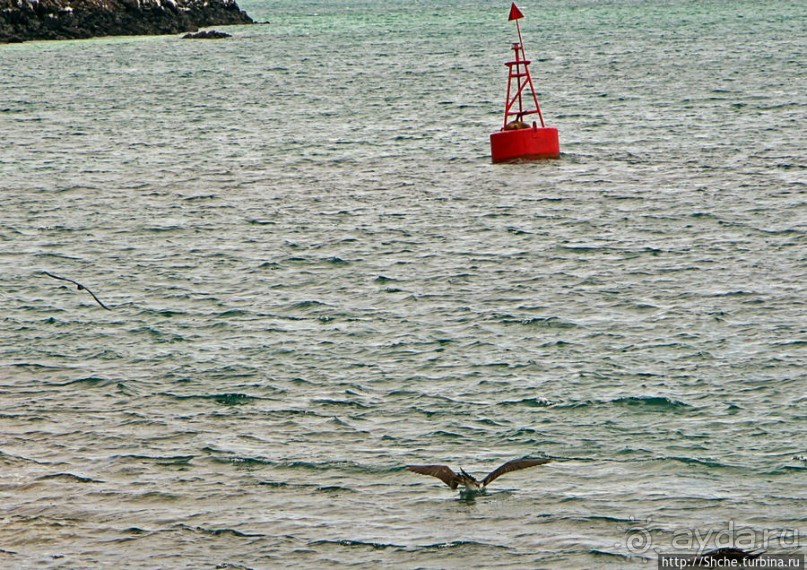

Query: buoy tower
left=490, top=3, right=560, bottom=162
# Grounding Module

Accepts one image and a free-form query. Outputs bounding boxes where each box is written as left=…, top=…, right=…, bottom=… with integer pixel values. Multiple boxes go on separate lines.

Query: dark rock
left=183, top=29, right=231, bottom=39
left=0, top=0, right=253, bottom=43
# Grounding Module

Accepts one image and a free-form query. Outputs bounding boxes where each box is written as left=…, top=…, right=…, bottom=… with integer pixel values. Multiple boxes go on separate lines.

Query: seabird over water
left=43, top=271, right=111, bottom=310
left=694, top=548, right=764, bottom=566
left=406, top=458, right=551, bottom=491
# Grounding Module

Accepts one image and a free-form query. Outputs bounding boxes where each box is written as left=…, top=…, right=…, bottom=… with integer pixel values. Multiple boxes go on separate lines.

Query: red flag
left=508, top=2, right=524, bottom=21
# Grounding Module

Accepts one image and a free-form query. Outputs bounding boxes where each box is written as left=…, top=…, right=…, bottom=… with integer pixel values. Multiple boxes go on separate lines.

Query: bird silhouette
left=43, top=271, right=111, bottom=310
left=693, top=548, right=764, bottom=566
left=406, top=458, right=551, bottom=491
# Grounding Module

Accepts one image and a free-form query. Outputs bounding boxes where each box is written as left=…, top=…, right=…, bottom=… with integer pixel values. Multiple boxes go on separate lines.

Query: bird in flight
left=406, top=458, right=551, bottom=491
left=43, top=271, right=111, bottom=310
left=694, top=548, right=764, bottom=566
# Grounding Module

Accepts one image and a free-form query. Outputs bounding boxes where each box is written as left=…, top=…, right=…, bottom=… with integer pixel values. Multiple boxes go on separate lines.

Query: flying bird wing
left=406, top=465, right=460, bottom=489
left=695, top=548, right=764, bottom=563
left=482, top=458, right=551, bottom=487
left=43, top=271, right=111, bottom=310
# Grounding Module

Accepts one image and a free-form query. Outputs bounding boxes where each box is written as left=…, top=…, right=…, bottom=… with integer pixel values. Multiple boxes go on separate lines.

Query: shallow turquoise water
left=1, top=0, right=805, bottom=567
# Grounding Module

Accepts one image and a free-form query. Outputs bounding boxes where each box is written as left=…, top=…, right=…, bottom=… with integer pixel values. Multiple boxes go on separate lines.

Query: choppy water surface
left=1, top=0, right=805, bottom=567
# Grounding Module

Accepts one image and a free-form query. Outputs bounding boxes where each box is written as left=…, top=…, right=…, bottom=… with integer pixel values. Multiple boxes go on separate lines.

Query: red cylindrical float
left=490, top=124, right=560, bottom=163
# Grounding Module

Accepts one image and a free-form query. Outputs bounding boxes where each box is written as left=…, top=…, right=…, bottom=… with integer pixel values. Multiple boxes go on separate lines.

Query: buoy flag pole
left=509, top=2, right=525, bottom=45
left=507, top=3, right=544, bottom=129
left=508, top=3, right=526, bottom=127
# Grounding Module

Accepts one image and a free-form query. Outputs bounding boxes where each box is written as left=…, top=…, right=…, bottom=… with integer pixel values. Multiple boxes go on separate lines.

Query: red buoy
left=490, top=3, right=560, bottom=163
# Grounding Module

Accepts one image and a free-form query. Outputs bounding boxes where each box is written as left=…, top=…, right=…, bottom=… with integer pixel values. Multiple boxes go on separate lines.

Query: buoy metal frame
left=490, top=3, right=560, bottom=163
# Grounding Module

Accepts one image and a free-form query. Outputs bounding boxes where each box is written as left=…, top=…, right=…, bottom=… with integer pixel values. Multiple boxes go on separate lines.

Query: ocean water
left=1, top=0, right=805, bottom=567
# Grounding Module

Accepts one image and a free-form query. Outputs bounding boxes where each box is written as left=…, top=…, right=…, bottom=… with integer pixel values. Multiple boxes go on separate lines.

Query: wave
left=173, top=524, right=264, bottom=538
left=477, top=417, right=508, bottom=427
left=500, top=397, right=552, bottom=408
left=54, top=376, right=119, bottom=387
left=578, top=514, right=638, bottom=524
left=210, top=456, right=391, bottom=475
left=772, top=339, right=807, bottom=347
left=290, top=300, right=330, bottom=309
left=411, top=407, right=452, bottom=418
left=491, top=313, right=579, bottom=328
left=611, top=396, right=691, bottom=409
left=277, top=460, right=390, bottom=474
left=316, top=485, right=356, bottom=494
left=418, top=540, right=514, bottom=552
left=0, top=451, right=45, bottom=466
left=258, top=480, right=288, bottom=488
left=312, top=398, right=371, bottom=409
left=181, top=194, right=217, bottom=202
left=6, top=362, right=62, bottom=371
left=128, top=325, right=185, bottom=342
left=556, top=244, right=603, bottom=253
left=308, top=539, right=514, bottom=553
left=111, top=454, right=194, bottom=466
left=588, top=549, right=635, bottom=560
left=544, top=455, right=745, bottom=471
left=308, top=538, right=402, bottom=550
left=426, top=430, right=464, bottom=439
left=656, top=456, right=739, bottom=470
left=555, top=395, right=692, bottom=412
left=159, top=392, right=260, bottom=406
left=761, top=464, right=806, bottom=475
left=214, top=308, right=252, bottom=318
left=209, top=455, right=274, bottom=468
left=36, top=472, right=102, bottom=483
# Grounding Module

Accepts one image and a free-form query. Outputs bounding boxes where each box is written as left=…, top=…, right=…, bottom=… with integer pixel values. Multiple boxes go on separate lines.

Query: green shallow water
left=1, top=0, right=805, bottom=567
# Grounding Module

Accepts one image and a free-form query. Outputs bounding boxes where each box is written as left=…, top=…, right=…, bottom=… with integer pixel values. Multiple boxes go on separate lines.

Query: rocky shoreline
left=0, top=0, right=253, bottom=43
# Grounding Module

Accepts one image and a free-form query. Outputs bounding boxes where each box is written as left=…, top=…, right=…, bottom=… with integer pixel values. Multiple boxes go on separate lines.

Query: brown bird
left=406, top=458, right=551, bottom=491
left=693, top=548, right=764, bottom=566
left=43, top=271, right=111, bottom=311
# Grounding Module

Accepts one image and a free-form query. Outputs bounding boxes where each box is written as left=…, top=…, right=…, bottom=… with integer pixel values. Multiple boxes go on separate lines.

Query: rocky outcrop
left=0, top=0, right=253, bottom=43
left=183, top=29, right=230, bottom=39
